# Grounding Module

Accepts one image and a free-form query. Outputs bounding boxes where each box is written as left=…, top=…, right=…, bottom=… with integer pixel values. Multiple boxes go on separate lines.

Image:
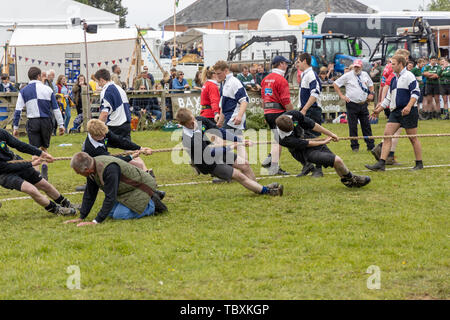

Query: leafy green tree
left=75, top=0, right=128, bottom=28
left=427, top=0, right=450, bottom=11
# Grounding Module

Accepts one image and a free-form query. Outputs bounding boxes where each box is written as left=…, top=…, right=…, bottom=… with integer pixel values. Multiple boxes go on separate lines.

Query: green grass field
left=0, top=118, right=448, bottom=300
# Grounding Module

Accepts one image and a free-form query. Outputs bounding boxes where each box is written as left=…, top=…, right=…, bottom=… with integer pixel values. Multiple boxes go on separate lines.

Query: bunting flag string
left=15, top=56, right=131, bottom=68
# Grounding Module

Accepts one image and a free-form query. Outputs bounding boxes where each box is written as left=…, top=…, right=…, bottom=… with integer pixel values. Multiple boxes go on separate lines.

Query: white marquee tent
left=10, top=28, right=137, bottom=84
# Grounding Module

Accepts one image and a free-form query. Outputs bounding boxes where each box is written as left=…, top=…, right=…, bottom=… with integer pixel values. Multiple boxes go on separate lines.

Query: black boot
left=311, top=166, right=324, bottom=178
left=371, top=143, right=382, bottom=161
left=365, top=160, right=386, bottom=172
left=152, top=193, right=168, bottom=214
left=297, top=162, right=315, bottom=177
left=411, top=161, right=424, bottom=171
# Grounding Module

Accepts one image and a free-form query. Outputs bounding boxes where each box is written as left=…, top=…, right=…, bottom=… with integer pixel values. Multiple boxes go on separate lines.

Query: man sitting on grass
left=65, top=152, right=167, bottom=227
left=176, top=108, right=284, bottom=196
left=0, top=128, right=77, bottom=216
left=275, top=111, right=371, bottom=188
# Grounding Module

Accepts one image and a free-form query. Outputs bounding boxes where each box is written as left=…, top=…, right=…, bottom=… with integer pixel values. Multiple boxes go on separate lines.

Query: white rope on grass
left=0, top=164, right=449, bottom=203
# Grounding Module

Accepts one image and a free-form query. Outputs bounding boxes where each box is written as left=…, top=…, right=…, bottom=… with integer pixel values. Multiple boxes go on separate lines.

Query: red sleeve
left=278, top=78, right=291, bottom=106
left=209, top=84, right=221, bottom=114
left=385, top=73, right=395, bottom=86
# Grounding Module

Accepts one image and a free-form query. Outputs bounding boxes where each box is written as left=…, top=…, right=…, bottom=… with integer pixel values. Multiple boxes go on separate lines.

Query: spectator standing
left=255, top=64, right=269, bottom=88
left=70, top=75, right=87, bottom=133
left=160, top=72, right=173, bottom=120
left=47, top=70, right=57, bottom=93
left=326, top=63, right=341, bottom=81
left=318, top=67, right=333, bottom=85
left=192, top=71, right=203, bottom=91
left=111, top=65, right=126, bottom=90
left=439, top=57, right=450, bottom=120
left=237, top=66, right=256, bottom=91
left=56, top=75, right=72, bottom=132
left=333, top=59, right=376, bottom=152
left=89, top=74, right=98, bottom=92
left=411, top=58, right=426, bottom=116
left=369, top=61, right=383, bottom=83
left=423, top=56, right=442, bottom=119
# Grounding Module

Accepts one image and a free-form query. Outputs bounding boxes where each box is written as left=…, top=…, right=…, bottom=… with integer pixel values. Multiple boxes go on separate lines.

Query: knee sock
left=343, top=172, right=353, bottom=180
left=55, top=195, right=70, bottom=207
left=45, top=201, right=58, bottom=213
left=260, top=186, right=269, bottom=194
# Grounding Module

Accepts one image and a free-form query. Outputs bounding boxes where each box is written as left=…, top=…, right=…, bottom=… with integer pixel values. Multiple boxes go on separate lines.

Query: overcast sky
left=122, top=0, right=434, bottom=29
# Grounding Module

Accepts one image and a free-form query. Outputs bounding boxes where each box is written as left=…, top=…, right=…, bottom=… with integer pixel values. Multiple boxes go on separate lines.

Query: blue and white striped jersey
left=381, top=68, right=420, bottom=111
left=219, top=73, right=249, bottom=130
left=14, top=80, right=64, bottom=130
left=299, top=67, right=322, bottom=108
left=100, top=82, right=132, bottom=127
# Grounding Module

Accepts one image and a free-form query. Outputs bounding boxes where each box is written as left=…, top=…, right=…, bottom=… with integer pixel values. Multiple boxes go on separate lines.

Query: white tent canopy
left=0, top=0, right=119, bottom=27
left=11, top=28, right=138, bottom=85
left=10, top=28, right=138, bottom=47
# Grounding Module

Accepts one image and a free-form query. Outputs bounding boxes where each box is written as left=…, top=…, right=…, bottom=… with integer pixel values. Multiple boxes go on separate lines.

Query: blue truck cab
left=303, top=33, right=359, bottom=74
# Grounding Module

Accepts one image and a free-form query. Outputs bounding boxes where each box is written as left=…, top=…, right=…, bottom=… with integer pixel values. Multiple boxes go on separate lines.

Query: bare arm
left=301, top=96, right=317, bottom=114
left=99, top=112, right=108, bottom=123
left=312, top=123, right=338, bottom=141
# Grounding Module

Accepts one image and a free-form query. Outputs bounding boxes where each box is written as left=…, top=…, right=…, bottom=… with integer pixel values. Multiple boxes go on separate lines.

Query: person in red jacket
left=260, top=56, right=294, bottom=175
left=200, top=66, right=221, bottom=123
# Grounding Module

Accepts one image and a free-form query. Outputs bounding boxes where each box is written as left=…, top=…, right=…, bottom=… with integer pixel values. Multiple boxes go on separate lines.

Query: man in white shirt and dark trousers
left=13, top=67, right=65, bottom=180
left=333, top=59, right=376, bottom=152
left=365, top=55, right=423, bottom=171
left=95, top=69, right=132, bottom=140
left=298, top=53, right=325, bottom=177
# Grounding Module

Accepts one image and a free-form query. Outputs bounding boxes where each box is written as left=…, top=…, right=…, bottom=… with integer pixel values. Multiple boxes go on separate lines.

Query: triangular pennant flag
left=119, top=59, right=123, bottom=63
left=19, top=56, right=22, bottom=61
left=125, top=57, right=129, bottom=62
left=38, top=60, right=42, bottom=65
left=32, top=59, right=35, bottom=63
left=112, top=60, right=116, bottom=65
left=91, top=63, right=95, bottom=68
left=98, top=62, right=102, bottom=67
left=58, top=63, right=62, bottom=68
left=25, top=58, right=29, bottom=62
left=45, top=62, right=48, bottom=66
left=84, top=64, right=86, bottom=68
left=51, top=62, right=55, bottom=66
left=105, top=61, right=109, bottom=66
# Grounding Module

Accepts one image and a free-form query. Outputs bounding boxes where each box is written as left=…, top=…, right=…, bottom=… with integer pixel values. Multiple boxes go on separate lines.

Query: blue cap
left=272, top=55, right=291, bottom=65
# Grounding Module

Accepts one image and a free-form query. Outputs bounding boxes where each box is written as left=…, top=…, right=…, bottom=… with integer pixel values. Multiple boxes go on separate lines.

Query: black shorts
left=0, top=167, right=43, bottom=191
left=109, top=122, right=131, bottom=140
left=209, top=149, right=238, bottom=182
left=425, top=83, right=440, bottom=96
left=211, top=164, right=234, bottom=182
left=440, top=84, right=450, bottom=96
left=26, top=118, right=53, bottom=149
left=304, top=145, right=336, bottom=168
left=388, top=107, right=419, bottom=129
left=264, top=112, right=285, bottom=130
